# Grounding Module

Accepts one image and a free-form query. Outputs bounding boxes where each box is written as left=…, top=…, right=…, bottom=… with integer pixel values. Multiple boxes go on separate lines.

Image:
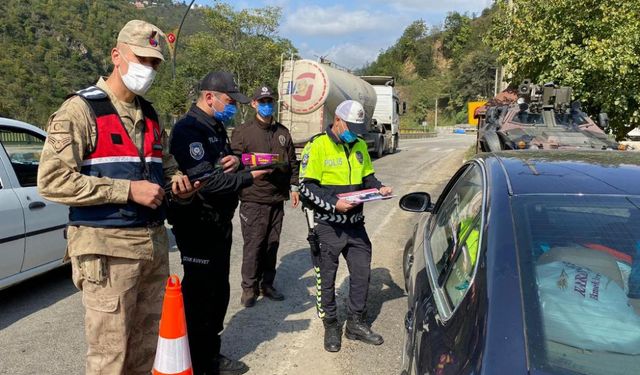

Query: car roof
left=481, top=150, right=640, bottom=196
left=0, top=117, right=46, bottom=136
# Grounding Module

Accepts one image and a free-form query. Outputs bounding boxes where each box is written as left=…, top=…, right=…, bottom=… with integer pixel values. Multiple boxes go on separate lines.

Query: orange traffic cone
left=153, top=275, right=193, bottom=375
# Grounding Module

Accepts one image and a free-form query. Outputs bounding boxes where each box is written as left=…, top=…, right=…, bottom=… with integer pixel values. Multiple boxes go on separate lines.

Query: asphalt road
left=0, top=133, right=474, bottom=375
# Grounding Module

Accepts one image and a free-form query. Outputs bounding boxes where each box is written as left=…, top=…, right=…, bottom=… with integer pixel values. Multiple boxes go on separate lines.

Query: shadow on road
left=0, top=265, right=77, bottom=330
left=335, top=267, right=405, bottom=324
left=222, top=247, right=316, bottom=359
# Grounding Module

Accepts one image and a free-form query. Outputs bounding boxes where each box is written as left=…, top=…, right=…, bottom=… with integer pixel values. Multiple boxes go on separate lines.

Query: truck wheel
left=390, top=134, right=399, bottom=154
left=374, top=137, right=384, bottom=158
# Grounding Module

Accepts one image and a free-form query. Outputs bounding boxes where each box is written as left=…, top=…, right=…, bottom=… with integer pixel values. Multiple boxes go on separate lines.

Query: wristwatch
left=290, top=185, right=300, bottom=192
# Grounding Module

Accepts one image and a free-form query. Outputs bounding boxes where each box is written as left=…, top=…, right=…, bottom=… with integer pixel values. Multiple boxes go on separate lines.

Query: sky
left=195, top=0, right=493, bottom=69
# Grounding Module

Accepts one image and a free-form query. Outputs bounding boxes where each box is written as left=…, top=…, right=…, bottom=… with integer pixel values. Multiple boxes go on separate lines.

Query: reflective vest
left=299, top=133, right=375, bottom=224
left=68, top=86, right=166, bottom=228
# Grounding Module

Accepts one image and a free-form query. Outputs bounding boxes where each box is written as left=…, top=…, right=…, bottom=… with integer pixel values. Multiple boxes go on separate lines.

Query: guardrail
left=0, top=132, right=34, bottom=143
left=399, top=129, right=437, bottom=139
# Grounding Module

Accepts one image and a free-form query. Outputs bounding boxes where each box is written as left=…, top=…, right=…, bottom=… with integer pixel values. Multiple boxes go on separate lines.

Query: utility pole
left=435, top=98, right=438, bottom=130
left=170, top=0, right=196, bottom=81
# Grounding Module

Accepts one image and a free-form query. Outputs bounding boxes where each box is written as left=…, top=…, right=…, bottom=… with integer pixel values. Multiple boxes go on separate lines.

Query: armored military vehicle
left=475, top=80, right=623, bottom=152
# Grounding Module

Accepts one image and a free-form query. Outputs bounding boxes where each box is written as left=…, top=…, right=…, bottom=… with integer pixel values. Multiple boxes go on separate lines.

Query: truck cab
left=360, top=76, right=403, bottom=157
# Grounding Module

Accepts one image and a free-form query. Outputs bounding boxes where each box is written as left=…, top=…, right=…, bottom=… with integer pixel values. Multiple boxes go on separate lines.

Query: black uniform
left=230, top=117, right=299, bottom=292
left=168, top=104, right=253, bottom=374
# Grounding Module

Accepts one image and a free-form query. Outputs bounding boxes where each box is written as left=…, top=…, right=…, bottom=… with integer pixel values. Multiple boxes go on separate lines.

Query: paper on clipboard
left=336, top=188, right=395, bottom=204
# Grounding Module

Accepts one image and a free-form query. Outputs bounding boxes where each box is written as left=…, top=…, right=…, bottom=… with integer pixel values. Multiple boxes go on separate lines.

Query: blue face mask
left=257, top=102, right=274, bottom=118
left=339, top=129, right=358, bottom=143
left=212, top=96, right=237, bottom=123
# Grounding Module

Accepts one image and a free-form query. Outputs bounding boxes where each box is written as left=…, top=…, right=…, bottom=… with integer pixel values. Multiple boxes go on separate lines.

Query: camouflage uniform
left=38, top=76, right=181, bottom=374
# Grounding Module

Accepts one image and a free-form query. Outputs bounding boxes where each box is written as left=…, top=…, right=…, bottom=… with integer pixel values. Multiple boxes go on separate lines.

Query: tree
left=442, top=12, right=471, bottom=61
left=486, top=0, right=640, bottom=137
left=149, top=3, right=297, bottom=123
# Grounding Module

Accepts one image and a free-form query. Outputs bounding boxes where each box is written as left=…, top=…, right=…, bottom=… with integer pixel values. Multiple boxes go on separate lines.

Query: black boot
left=323, top=318, right=342, bottom=352
left=212, top=354, right=249, bottom=375
left=345, top=313, right=384, bottom=345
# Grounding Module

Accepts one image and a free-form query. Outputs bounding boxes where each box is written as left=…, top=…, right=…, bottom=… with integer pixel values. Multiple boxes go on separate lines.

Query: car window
left=512, top=195, right=640, bottom=375
left=0, top=128, right=44, bottom=187
left=443, top=214, right=481, bottom=307
left=429, top=163, right=483, bottom=285
left=511, top=111, right=545, bottom=126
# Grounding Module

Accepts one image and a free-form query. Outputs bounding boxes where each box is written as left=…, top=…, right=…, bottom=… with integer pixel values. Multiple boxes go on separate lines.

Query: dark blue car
left=400, top=151, right=640, bottom=375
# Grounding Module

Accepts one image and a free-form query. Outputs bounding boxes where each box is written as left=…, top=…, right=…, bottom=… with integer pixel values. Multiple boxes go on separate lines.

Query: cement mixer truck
left=277, top=59, right=402, bottom=157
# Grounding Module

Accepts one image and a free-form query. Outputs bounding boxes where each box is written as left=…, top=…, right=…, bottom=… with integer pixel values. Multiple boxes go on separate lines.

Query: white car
left=0, top=117, right=68, bottom=290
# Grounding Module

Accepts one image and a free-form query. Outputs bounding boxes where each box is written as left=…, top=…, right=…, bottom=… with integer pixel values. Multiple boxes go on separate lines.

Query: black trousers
left=172, top=221, right=233, bottom=375
left=312, top=222, right=372, bottom=320
left=239, top=201, right=284, bottom=291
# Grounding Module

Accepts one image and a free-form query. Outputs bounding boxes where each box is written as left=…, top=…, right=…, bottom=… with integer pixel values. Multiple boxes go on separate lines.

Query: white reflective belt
left=81, top=156, right=163, bottom=166
left=153, top=335, right=191, bottom=374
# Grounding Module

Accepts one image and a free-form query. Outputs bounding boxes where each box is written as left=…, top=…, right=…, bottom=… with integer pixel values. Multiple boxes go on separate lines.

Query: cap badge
left=262, top=87, right=269, bottom=94
left=149, top=31, right=158, bottom=47
left=357, top=109, right=365, bottom=121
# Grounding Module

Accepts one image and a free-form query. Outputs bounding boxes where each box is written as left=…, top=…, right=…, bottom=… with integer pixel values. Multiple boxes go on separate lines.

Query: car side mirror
left=598, top=113, right=609, bottom=130
left=399, top=192, right=433, bottom=212
left=402, top=101, right=407, bottom=114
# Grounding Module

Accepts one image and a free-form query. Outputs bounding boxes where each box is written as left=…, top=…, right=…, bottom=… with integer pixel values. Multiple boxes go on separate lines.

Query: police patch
left=189, top=142, right=205, bottom=160
left=301, top=153, right=309, bottom=169
left=356, top=151, right=364, bottom=164
left=279, top=135, right=286, bottom=146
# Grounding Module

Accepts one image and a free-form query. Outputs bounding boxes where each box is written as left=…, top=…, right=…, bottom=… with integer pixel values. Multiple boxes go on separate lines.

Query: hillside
left=361, top=7, right=497, bottom=129
left=0, top=0, right=209, bottom=128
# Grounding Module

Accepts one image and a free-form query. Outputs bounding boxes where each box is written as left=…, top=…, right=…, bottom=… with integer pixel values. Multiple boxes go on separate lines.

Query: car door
left=414, top=162, right=486, bottom=374
left=0, top=125, right=67, bottom=272
left=0, top=139, right=26, bottom=281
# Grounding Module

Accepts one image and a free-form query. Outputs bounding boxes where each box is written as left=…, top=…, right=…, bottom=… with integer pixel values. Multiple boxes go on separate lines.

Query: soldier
left=37, top=20, right=199, bottom=374
left=231, top=85, right=300, bottom=307
left=299, top=100, right=393, bottom=352
left=168, top=71, right=269, bottom=375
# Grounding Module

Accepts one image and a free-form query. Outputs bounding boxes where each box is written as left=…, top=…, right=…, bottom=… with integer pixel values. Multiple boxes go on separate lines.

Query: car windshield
left=512, top=195, right=640, bottom=375
left=511, top=111, right=545, bottom=126
left=555, top=111, right=590, bottom=126
left=510, top=111, right=591, bottom=127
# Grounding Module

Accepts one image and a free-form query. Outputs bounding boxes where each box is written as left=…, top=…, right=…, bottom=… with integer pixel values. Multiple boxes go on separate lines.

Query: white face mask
left=117, top=50, right=157, bottom=96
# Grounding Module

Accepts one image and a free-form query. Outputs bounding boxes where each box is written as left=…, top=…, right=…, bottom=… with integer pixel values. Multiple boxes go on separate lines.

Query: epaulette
left=69, top=85, right=108, bottom=100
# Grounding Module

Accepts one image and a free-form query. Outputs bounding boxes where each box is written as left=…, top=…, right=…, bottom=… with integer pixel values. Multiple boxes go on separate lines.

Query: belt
left=314, top=212, right=364, bottom=224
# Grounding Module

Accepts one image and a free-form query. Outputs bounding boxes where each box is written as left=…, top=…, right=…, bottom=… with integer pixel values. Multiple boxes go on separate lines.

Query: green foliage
left=0, top=0, right=295, bottom=129
left=486, top=0, right=640, bottom=137
left=363, top=7, right=497, bottom=128
left=442, top=12, right=472, bottom=61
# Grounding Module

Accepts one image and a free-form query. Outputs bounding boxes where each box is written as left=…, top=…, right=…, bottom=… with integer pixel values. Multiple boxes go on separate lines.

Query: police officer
left=299, top=100, right=393, bottom=352
left=168, top=71, right=269, bottom=375
left=37, top=20, right=199, bottom=374
left=231, top=85, right=300, bottom=307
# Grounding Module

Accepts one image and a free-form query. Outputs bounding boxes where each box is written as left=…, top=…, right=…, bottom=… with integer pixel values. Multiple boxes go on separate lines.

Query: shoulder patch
left=278, top=134, right=286, bottom=146
left=75, top=86, right=107, bottom=100
left=301, top=153, right=310, bottom=169
left=48, top=134, right=72, bottom=153
left=355, top=150, right=364, bottom=164
left=189, top=142, right=205, bottom=160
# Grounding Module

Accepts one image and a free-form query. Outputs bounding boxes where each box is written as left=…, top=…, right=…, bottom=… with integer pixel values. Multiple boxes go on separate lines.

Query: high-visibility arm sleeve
left=300, top=178, right=338, bottom=213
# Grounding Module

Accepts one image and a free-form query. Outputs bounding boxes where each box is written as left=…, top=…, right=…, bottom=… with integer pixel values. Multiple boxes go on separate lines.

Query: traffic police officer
left=299, top=100, right=393, bottom=352
left=37, top=20, right=198, bottom=374
left=168, top=71, right=269, bottom=375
